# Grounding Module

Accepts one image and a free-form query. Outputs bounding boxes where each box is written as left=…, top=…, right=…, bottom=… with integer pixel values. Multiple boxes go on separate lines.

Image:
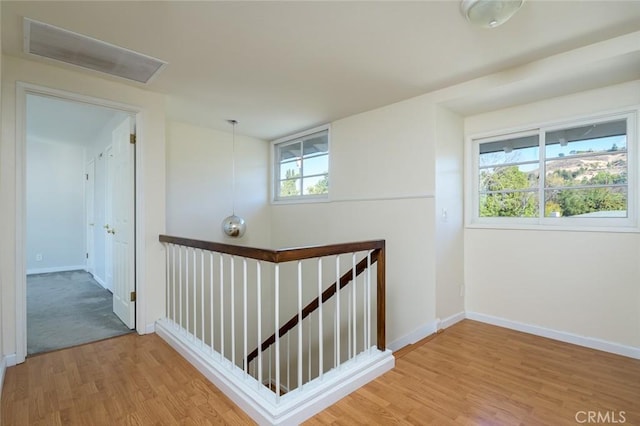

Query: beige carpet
left=27, top=270, right=132, bottom=355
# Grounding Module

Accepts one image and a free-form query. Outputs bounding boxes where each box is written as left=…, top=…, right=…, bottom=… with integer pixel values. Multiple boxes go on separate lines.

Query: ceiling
left=3, top=1, right=640, bottom=140
left=27, top=94, right=128, bottom=147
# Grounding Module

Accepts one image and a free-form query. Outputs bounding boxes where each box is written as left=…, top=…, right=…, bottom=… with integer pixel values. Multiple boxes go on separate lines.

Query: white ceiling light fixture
left=461, top=0, right=524, bottom=29
left=23, top=18, right=167, bottom=84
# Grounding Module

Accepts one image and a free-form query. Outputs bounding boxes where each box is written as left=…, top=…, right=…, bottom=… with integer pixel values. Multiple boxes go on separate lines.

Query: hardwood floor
left=1, top=333, right=253, bottom=425
left=307, top=320, right=640, bottom=425
left=2, top=320, right=639, bottom=425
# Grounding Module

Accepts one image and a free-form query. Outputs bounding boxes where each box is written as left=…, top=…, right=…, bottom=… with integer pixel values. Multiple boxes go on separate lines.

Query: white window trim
left=271, top=124, right=331, bottom=204
left=465, top=107, right=639, bottom=232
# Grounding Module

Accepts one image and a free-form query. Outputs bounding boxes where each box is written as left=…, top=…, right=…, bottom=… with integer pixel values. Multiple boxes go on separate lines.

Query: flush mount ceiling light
left=24, top=18, right=167, bottom=84
left=461, top=0, right=524, bottom=29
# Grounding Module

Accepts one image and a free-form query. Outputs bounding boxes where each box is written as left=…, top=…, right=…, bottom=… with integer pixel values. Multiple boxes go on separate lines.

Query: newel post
left=376, top=242, right=386, bottom=351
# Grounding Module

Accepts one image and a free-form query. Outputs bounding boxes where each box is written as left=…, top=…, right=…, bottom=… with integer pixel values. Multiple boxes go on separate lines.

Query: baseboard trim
left=26, top=265, right=86, bottom=275
left=466, top=312, right=640, bottom=360
left=388, top=320, right=437, bottom=352
left=437, top=311, right=465, bottom=331
left=5, top=354, right=17, bottom=367
left=0, top=356, right=6, bottom=397
left=0, top=354, right=17, bottom=397
left=156, top=318, right=394, bottom=425
left=144, top=323, right=156, bottom=334
left=92, top=274, right=107, bottom=289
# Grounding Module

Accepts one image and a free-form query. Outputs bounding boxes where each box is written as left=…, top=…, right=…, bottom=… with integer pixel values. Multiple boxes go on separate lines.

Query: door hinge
left=86, top=252, right=89, bottom=259
left=130, top=134, right=136, bottom=144
left=85, top=173, right=89, bottom=180
left=130, top=291, right=136, bottom=302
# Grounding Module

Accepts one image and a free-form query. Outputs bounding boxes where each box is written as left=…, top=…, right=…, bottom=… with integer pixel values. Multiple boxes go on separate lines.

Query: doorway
left=25, top=93, right=136, bottom=355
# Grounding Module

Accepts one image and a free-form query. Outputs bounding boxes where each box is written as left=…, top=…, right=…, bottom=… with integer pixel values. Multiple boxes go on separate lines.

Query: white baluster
left=257, top=261, right=262, bottom=391
left=243, top=258, right=248, bottom=376
left=186, top=247, right=190, bottom=335
left=308, top=316, right=312, bottom=382
left=367, top=251, right=372, bottom=351
left=275, top=264, right=280, bottom=400
left=335, top=255, right=340, bottom=368
left=179, top=246, right=183, bottom=330
left=210, top=251, right=214, bottom=353
left=352, top=252, right=357, bottom=358
left=201, top=250, right=204, bottom=345
left=297, top=260, right=302, bottom=390
left=318, top=257, right=323, bottom=380
left=231, top=256, right=235, bottom=367
left=286, top=333, right=290, bottom=392
left=193, top=248, right=197, bottom=340
left=165, top=244, right=169, bottom=321
left=220, top=254, right=224, bottom=362
left=172, top=245, right=176, bottom=324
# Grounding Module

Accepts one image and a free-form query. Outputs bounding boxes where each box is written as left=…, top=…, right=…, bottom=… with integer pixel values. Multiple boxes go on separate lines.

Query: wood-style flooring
left=2, top=320, right=639, bottom=425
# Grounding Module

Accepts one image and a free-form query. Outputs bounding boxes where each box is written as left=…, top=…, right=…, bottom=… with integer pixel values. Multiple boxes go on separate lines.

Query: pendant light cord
left=229, top=119, right=238, bottom=215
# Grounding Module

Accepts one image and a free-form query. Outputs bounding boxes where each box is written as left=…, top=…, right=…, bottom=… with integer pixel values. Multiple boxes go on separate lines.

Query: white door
left=105, top=145, right=114, bottom=293
left=85, top=160, right=95, bottom=275
left=111, top=117, right=136, bottom=329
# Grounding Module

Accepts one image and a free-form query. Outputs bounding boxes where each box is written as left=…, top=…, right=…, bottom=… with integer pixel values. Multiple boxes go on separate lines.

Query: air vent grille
left=24, top=18, right=167, bottom=84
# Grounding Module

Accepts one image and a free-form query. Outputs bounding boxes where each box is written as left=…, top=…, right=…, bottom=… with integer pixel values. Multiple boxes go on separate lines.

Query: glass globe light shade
left=461, top=0, right=524, bottom=28
left=222, top=214, right=246, bottom=238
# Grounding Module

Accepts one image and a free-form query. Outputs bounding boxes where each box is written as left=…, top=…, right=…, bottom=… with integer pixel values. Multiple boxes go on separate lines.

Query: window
left=273, top=126, right=329, bottom=201
left=471, top=111, right=637, bottom=229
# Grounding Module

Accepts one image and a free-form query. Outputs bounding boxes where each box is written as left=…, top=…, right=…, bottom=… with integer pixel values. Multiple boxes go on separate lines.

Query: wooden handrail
left=246, top=248, right=382, bottom=364
left=159, top=235, right=384, bottom=264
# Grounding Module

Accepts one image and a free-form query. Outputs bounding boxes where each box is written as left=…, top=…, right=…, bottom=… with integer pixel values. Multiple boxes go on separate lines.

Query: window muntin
left=472, top=112, right=635, bottom=227
left=274, top=127, right=329, bottom=201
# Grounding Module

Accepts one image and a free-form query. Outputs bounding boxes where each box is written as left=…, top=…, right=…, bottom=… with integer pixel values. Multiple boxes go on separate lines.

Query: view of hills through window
left=478, top=119, right=628, bottom=218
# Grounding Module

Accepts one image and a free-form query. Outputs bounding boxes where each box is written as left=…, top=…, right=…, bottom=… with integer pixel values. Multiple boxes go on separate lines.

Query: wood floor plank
left=2, top=320, right=639, bottom=425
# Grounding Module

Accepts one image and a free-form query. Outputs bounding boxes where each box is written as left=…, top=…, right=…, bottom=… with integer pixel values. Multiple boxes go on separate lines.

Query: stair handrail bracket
left=156, top=234, right=394, bottom=425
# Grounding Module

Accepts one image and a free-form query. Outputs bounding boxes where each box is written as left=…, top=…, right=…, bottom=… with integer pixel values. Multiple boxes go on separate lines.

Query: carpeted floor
left=27, top=270, right=133, bottom=355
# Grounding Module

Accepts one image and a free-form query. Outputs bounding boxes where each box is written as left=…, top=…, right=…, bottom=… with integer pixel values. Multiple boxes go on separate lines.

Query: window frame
left=467, top=109, right=639, bottom=231
left=271, top=124, right=330, bottom=204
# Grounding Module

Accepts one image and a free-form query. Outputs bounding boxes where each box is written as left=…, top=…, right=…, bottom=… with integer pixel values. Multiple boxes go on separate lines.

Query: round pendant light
left=461, top=0, right=524, bottom=28
left=221, top=119, right=247, bottom=238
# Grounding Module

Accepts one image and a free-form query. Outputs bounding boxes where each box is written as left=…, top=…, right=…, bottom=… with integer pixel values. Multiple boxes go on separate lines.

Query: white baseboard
left=144, top=323, right=156, bottom=334
left=26, top=265, right=86, bottom=275
left=466, top=312, right=640, bottom=360
left=388, top=320, right=437, bottom=352
left=0, top=357, right=6, bottom=397
left=0, top=354, right=17, bottom=397
left=437, top=311, right=465, bottom=331
left=5, top=354, right=17, bottom=367
left=156, top=318, right=394, bottom=425
left=92, top=274, right=107, bottom=289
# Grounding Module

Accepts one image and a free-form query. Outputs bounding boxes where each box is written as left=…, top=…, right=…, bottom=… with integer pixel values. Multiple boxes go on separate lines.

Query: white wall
left=435, top=106, right=465, bottom=323
left=26, top=137, right=86, bottom=273
left=1, top=55, right=167, bottom=360
left=271, top=96, right=439, bottom=350
left=464, top=80, right=640, bottom=349
left=166, top=121, right=271, bottom=247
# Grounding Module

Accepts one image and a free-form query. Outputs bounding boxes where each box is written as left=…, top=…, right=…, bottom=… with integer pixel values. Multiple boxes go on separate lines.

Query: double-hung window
left=273, top=125, right=329, bottom=202
left=471, top=111, right=637, bottom=229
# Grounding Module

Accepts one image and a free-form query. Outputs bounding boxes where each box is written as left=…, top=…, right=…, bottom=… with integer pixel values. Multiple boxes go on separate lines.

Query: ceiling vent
left=23, top=18, right=167, bottom=84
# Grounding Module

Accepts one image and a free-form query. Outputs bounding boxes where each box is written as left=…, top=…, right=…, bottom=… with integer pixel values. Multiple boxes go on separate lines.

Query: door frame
left=16, top=82, right=144, bottom=363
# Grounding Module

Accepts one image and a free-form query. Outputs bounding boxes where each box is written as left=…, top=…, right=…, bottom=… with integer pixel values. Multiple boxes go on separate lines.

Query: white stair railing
left=157, top=235, right=391, bottom=425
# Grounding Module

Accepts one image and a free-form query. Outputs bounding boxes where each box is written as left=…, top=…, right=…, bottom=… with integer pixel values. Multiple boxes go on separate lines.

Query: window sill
left=465, top=221, right=640, bottom=233
left=271, top=195, right=330, bottom=206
